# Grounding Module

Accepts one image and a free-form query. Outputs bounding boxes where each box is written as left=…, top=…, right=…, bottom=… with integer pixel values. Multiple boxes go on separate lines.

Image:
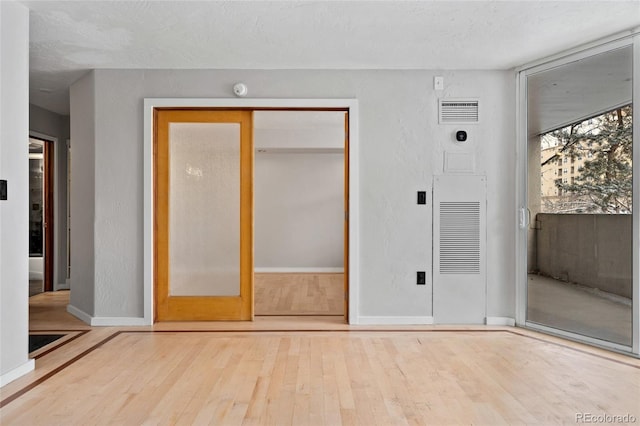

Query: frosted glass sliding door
left=155, top=109, right=253, bottom=321
left=169, top=123, right=241, bottom=297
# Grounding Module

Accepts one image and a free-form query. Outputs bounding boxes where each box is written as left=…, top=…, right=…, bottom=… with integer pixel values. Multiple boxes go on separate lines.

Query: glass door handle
left=518, top=208, right=529, bottom=229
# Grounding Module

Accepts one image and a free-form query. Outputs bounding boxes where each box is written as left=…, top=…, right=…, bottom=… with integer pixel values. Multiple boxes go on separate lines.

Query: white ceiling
left=21, top=0, right=640, bottom=115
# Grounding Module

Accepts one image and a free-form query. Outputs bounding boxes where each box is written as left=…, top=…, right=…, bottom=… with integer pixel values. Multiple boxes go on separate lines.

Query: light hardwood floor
left=29, top=280, right=44, bottom=297
left=1, top=291, right=639, bottom=425
left=255, top=273, right=344, bottom=316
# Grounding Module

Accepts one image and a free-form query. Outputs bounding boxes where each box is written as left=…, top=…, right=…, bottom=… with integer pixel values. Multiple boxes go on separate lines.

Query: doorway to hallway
left=28, top=136, right=54, bottom=296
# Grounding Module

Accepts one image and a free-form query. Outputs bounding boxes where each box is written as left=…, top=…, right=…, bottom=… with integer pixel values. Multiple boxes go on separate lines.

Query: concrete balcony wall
left=535, top=213, right=632, bottom=298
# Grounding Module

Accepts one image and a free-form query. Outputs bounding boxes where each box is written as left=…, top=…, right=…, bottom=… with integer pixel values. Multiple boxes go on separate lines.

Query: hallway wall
left=68, top=72, right=96, bottom=317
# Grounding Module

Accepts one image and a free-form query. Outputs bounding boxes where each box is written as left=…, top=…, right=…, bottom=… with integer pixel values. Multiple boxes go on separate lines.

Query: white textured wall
left=0, top=1, right=32, bottom=383
left=29, top=104, right=70, bottom=287
left=69, top=71, right=96, bottom=316
left=72, top=68, right=515, bottom=321
left=255, top=152, right=344, bottom=270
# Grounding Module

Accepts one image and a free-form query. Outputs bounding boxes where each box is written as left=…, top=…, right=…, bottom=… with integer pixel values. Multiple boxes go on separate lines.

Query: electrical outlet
left=417, top=271, right=426, bottom=285
left=417, top=191, right=426, bottom=205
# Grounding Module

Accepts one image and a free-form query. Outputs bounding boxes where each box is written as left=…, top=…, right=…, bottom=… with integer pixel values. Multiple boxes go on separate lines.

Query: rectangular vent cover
left=439, top=100, right=479, bottom=124
left=439, top=201, right=480, bottom=274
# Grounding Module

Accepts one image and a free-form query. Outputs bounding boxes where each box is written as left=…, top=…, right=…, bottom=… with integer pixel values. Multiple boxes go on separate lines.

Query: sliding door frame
left=515, top=32, right=640, bottom=355
left=143, top=98, right=359, bottom=325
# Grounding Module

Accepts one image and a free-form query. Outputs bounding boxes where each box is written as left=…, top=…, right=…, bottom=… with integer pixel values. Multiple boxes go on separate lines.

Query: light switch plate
left=434, top=76, right=444, bottom=91
left=0, top=180, right=7, bottom=200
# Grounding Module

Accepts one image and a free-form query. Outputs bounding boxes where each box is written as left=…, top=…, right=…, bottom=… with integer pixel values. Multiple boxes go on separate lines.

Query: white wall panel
left=433, top=175, right=487, bottom=324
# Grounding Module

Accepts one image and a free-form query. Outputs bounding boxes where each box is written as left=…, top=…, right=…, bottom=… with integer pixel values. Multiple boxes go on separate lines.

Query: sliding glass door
left=521, top=39, right=637, bottom=352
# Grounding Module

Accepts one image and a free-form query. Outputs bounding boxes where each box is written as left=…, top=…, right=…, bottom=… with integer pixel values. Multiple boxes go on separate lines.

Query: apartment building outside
left=540, top=143, right=589, bottom=212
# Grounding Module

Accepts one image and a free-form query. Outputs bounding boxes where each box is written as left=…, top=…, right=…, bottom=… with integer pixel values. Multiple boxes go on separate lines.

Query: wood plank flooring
left=29, top=280, right=43, bottom=297
left=2, top=292, right=640, bottom=425
left=255, top=273, right=344, bottom=316
left=28, top=290, right=90, bottom=331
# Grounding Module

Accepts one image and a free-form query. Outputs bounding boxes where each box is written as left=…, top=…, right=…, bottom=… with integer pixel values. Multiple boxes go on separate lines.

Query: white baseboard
left=66, top=304, right=93, bottom=325
left=485, top=317, right=516, bottom=326
left=255, top=267, right=344, bottom=273
left=90, top=317, right=149, bottom=326
left=356, top=316, right=434, bottom=325
left=1, top=359, right=35, bottom=388
left=29, top=257, right=44, bottom=280
left=67, top=304, right=150, bottom=326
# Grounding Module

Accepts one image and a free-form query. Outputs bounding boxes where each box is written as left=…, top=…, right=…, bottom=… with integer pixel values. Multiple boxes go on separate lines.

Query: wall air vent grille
left=439, top=201, right=480, bottom=274
left=439, top=99, right=479, bottom=124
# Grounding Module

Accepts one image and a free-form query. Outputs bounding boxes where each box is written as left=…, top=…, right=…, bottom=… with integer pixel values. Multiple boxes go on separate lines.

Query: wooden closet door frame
left=145, top=99, right=358, bottom=325
left=343, top=111, right=350, bottom=320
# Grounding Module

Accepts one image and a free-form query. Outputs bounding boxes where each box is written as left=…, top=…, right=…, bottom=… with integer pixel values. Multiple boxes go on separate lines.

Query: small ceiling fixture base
left=233, top=83, right=248, bottom=97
